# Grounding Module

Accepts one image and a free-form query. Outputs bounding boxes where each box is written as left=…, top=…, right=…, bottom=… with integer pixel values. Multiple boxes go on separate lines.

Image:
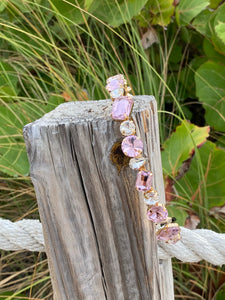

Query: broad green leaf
left=136, top=0, right=174, bottom=27
left=215, top=21, right=225, bottom=45
left=50, top=0, right=90, bottom=24
left=0, top=0, right=7, bottom=12
left=192, top=9, right=212, bottom=36
left=161, top=120, right=210, bottom=177
left=195, top=61, right=225, bottom=132
left=176, top=141, right=225, bottom=208
left=176, top=0, right=210, bottom=26
left=203, top=39, right=225, bottom=63
left=206, top=3, right=225, bottom=54
left=149, top=0, right=174, bottom=26
left=0, top=95, right=64, bottom=176
left=167, top=206, right=188, bottom=226
left=50, top=0, right=98, bottom=25
left=89, top=0, right=148, bottom=27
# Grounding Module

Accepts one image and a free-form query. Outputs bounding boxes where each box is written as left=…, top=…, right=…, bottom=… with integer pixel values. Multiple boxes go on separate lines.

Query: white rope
left=0, top=218, right=225, bottom=265
left=0, top=218, right=44, bottom=252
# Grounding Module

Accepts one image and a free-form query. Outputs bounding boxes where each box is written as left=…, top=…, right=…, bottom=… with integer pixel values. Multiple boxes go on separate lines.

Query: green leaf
left=50, top=0, right=90, bottom=24
left=215, top=21, right=225, bottom=45
left=89, top=0, right=148, bottom=27
left=176, top=0, right=210, bottom=26
left=206, top=3, right=225, bottom=55
left=192, top=9, right=212, bottom=36
left=195, top=61, right=225, bottom=132
left=149, top=0, right=174, bottom=26
left=167, top=206, right=188, bottom=226
left=161, top=120, right=210, bottom=177
left=176, top=141, right=225, bottom=208
left=203, top=39, right=225, bottom=63
left=0, top=95, right=64, bottom=176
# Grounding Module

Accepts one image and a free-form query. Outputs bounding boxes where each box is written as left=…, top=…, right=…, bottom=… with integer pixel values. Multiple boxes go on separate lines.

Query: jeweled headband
left=106, top=74, right=181, bottom=244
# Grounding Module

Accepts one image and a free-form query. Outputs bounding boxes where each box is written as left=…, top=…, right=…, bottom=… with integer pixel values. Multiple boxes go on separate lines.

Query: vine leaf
left=176, top=0, right=210, bottom=26
left=176, top=141, right=225, bottom=208
left=161, top=120, right=210, bottom=177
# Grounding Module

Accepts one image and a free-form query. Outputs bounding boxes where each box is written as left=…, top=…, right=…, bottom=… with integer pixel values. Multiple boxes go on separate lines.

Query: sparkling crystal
left=106, top=74, right=124, bottom=84
left=129, top=157, right=146, bottom=170
left=120, top=120, right=136, bottom=136
left=144, top=188, right=159, bottom=205
left=110, top=88, right=124, bottom=98
left=121, top=135, right=143, bottom=157
left=156, top=223, right=181, bottom=244
left=135, top=170, right=153, bottom=191
left=106, top=74, right=125, bottom=93
left=112, top=96, right=134, bottom=121
left=147, top=204, right=168, bottom=223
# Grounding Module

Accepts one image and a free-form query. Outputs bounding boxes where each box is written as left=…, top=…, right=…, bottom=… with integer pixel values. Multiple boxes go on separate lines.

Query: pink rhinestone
left=135, top=170, right=153, bottom=191
left=121, top=135, right=143, bottom=157
left=106, top=74, right=124, bottom=84
left=106, top=74, right=125, bottom=92
left=156, top=224, right=181, bottom=244
left=112, top=96, right=133, bottom=120
left=147, top=204, right=168, bottom=223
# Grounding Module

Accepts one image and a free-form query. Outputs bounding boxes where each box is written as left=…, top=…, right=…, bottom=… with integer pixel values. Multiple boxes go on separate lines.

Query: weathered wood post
left=23, top=96, right=174, bottom=300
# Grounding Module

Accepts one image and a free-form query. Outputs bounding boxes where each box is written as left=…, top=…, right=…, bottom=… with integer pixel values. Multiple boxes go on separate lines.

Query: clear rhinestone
left=110, top=88, right=124, bottom=98
left=120, top=120, right=136, bottom=136
left=129, top=157, right=146, bottom=170
left=144, top=188, right=159, bottom=205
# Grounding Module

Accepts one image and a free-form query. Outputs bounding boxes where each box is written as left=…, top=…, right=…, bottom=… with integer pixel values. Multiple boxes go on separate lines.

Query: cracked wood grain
left=23, top=96, right=174, bottom=300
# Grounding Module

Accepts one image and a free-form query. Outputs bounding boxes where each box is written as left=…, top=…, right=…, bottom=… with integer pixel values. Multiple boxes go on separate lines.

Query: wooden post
left=23, top=96, right=174, bottom=300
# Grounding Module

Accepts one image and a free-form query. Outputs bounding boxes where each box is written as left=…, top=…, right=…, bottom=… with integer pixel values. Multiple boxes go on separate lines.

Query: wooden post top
left=25, top=96, right=155, bottom=127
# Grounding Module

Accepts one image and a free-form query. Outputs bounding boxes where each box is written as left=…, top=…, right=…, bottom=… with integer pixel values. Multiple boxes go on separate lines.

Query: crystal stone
left=135, top=170, right=153, bottom=191
left=144, top=188, right=159, bottom=205
left=129, top=157, right=146, bottom=170
left=121, top=135, right=143, bottom=157
left=110, top=88, right=124, bottom=98
left=106, top=74, right=124, bottom=89
left=112, top=96, right=134, bottom=121
left=156, top=223, right=181, bottom=244
left=120, top=120, right=136, bottom=136
left=147, top=204, right=168, bottom=223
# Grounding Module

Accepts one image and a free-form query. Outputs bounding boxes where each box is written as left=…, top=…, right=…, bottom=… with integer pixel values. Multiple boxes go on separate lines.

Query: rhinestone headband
left=106, top=74, right=181, bottom=244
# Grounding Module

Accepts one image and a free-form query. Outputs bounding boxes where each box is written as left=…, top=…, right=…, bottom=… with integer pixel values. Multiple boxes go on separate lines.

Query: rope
left=0, top=218, right=44, bottom=252
left=0, top=218, right=225, bottom=266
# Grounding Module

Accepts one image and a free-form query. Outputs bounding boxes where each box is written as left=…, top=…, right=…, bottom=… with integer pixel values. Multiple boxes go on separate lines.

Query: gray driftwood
left=23, top=96, right=174, bottom=300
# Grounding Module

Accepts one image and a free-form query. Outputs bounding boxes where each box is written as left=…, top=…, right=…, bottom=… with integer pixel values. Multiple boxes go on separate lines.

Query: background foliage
left=0, top=0, right=225, bottom=299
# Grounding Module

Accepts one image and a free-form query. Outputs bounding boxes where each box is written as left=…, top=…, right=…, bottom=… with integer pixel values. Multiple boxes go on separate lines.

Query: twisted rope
left=0, top=218, right=225, bottom=265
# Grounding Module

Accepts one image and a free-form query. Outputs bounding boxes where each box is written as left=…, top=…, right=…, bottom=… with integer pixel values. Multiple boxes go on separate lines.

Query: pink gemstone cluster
left=106, top=74, right=181, bottom=244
